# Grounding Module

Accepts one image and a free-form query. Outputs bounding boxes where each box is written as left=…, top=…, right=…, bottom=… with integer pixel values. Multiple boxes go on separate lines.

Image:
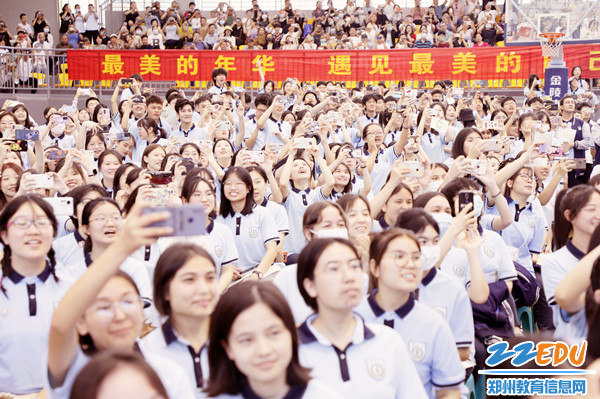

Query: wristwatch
left=252, top=270, right=263, bottom=279
left=88, top=168, right=98, bottom=177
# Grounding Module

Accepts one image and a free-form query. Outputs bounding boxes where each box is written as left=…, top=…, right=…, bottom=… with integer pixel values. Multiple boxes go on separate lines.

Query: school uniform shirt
left=58, top=254, right=153, bottom=302
left=417, top=268, right=474, bottom=351
left=476, top=227, right=518, bottom=284
left=128, top=116, right=172, bottom=141
left=212, top=378, right=343, bottom=399
left=540, top=241, right=588, bottom=344
left=131, top=242, right=162, bottom=282
left=420, top=131, right=446, bottom=164
left=131, top=137, right=169, bottom=165
left=298, top=313, right=428, bottom=399
left=282, top=186, right=318, bottom=254
left=52, top=230, right=86, bottom=267
left=438, top=247, right=472, bottom=289
left=262, top=199, right=290, bottom=237
left=383, top=129, right=403, bottom=146
left=156, top=221, right=238, bottom=277
left=363, top=146, right=401, bottom=194
left=216, top=205, right=279, bottom=273
left=45, top=344, right=195, bottom=399
left=262, top=117, right=292, bottom=146
left=171, top=123, right=207, bottom=141
left=358, top=113, right=380, bottom=127
left=42, top=133, right=76, bottom=150
left=207, top=85, right=228, bottom=95
left=355, top=293, right=465, bottom=398
left=141, top=320, right=209, bottom=399
left=243, top=116, right=262, bottom=150
left=487, top=198, right=546, bottom=275
left=0, top=265, right=74, bottom=395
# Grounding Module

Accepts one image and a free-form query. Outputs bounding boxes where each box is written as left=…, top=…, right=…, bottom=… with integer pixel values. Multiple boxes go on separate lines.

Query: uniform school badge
left=215, top=245, right=223, bottom=258
left=249, top=226, right=259, bottom=238
left=366, top=358, right=386, bottom=381
left=528, top=218, right=536, bottom=228
left=432, top=306, right=447, bottom=319
left=484, top=246, right=495, bottom=258
left=409, top=341, right=426, bottom=362
left=453, top=264, right=465, bottom=278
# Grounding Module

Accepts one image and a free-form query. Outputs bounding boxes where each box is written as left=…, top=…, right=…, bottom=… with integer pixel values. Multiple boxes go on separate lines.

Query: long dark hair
left=81, top=198, right=121, bottom=255
left=219, top=167, right=254, bottom=217
left=0, top=195, right=58, bottom=294
left=553, top=186, right=599, bottom=250
left=206, top=281, right=310, bottom=396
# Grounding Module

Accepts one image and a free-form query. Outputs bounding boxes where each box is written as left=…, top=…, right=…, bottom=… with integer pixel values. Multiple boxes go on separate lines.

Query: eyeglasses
left=517, top=173, right=535, bottom=182
left=319, top=259, right=363, bottom=275
left=7, top=217, right=53, bottom=229
left=89, top=214, right=123, bottom=225
left=386, top=251, right=422, bottom=267
left=87, top=294, right=144, bottom=323
left=224, top=180, right=246, bottom=188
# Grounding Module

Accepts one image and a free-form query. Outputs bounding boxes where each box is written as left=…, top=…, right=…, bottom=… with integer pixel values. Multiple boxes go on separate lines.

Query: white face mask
left=51, top=124, right=66, bottom=134
left=431, top=212, right=452, bottom=238
left=427, top=180, right=443, bottom=192
left=420, top=245, right=440, bottom=271
left=311, top=228, right=349, bottom=240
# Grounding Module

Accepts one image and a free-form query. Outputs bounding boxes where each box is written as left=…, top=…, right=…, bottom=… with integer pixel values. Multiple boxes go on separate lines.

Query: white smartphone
left=142, top=205, right=206, bottom=236
left=401, top=161, right=425, bottom=178
left=30, top=174, right=53, bottom=189
left=295, top=137, right=315, bottom=149
left=44, top=197, right=74, bottom=216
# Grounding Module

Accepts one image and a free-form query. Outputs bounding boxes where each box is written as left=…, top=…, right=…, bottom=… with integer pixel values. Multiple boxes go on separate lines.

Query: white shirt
left=298, top=314, right=428, bottom=399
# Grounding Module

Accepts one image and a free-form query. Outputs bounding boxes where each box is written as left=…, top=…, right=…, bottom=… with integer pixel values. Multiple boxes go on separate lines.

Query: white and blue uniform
left=141, top=320, right=208, bottom=399
left=439, top=247, right=472, bottom=289
left=487, top=198, right=546, bottom=274
left=52, top=230, right=85, bottom=267
left=363, top=146, right=400, bottom=194
left=263, top=199, right=290, bottom=238
left=355, top=293, right=465, bottom=398
left=217, top=205, right=279, bottom=273
left=0, top=265, right=73, bottom=395
left=131, top=136, right=169, bottom=165
left=42, top=133, right=76, bottom=150
left=541, top=241, right=588, bottom=343
left=477, top=228, right=518, bottom=284
left=417, top=268, right=475, bottom=352
left=171, top=123, right=207, bottom=141
left=298, top=313, right=428, bottom=399
left=420, top=131, right=446, bottom=164
left=281, top=186, right=319, bottom=254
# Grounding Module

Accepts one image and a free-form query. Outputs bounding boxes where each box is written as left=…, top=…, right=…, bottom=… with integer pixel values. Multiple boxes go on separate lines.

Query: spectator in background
left=16, top=13, right=33, bottom=39
left=472, top=32, right=490, bottom=47
left=15, top=29, right=32, bottom=48
left=60, top=4, right=74, bottom=34
left=408, top=0, right=426, bottom=24
left=125, top=1, right=140, bottom=25
left=93, top=34, right=108, bottom=49
left=0, top=22, right=14, bottom=45
left=204, top=23, right=219, bottom=48
left=413, top=32, right=432, bottom=48
left=73, top=5, right=85, bottom=35
left=232, top=18, right=246, bottom=47
left=84, top=4, right=100, bottom=43
left=313, top=1, right=326, bottom=24
left=32, top=11, right=48, bottom=38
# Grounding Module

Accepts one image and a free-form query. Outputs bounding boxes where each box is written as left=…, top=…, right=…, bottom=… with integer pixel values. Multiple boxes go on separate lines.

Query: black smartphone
left=458, top=192, right=474, bottom=213
left=122, top=78, right=133, bottom=84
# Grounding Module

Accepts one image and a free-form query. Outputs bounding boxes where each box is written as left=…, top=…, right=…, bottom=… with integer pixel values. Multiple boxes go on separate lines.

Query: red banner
left=67, top=45, right=600, bottom=82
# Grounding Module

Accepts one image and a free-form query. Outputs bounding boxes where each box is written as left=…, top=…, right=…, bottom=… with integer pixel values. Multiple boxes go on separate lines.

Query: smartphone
left=131, top=95, right=145, bottom=104
left=52, top=115, right=70, bottom=124
left=387, top=104, right=397, bottom=112
left=484, top=120, right=499, bottom=130
left=122, top=78, right=133, bottom=84
left=116, top=133, right=131, bottom=141
left=44, top=197, right=74, bottom=216
left=100, top=108, right=110, bottom=118
left=147, top=187, right=171, bottom=206
left=458, top=192, right=474, bottom=213
left=393, top=91, right=403, bottom=99
left=351, top=149, right=363, bottom=158
left=539, top=144, right=562, bottom=156
left=401, top=161, right=425, bottom=178
left=149, top=171, right=173, bottom=185
left=142, top=205, right=206, bottom=236
left=15, top=129, right=39, bottom=141
left=48, top=149, right=68, bottom=160
left=573, top=158, right=587, bottom=170
left=464, top=159, right=486, bottom=175
left=8, top=140, right=27, bottom=152
left=481, top=139, right=500, bottom=152
left=295, top=137, right=315, bottom=149
left=278, top=98, right=287, bottom=104
left=217, top=121, right=231, bottom=130
left=247, top=150, right=265, bottom=164
left=30, top=174, right=53, bottom=189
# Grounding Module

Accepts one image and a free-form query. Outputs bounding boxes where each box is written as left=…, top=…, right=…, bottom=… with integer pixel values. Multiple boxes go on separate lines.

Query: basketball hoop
left=539, top=32, right=565, bottom=60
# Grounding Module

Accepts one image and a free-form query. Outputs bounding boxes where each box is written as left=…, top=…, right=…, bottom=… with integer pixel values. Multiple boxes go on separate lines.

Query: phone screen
left=458, top=192, right=474, bottom=213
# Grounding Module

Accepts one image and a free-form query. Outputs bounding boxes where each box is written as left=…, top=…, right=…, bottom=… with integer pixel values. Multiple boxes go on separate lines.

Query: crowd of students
left=0, top=0, right=507, bottom=51
left=0, top=69, right=600, bottom=399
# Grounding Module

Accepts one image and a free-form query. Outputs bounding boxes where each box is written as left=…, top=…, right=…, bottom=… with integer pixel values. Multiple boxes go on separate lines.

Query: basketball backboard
left=504, top=0, right=600, bottom=45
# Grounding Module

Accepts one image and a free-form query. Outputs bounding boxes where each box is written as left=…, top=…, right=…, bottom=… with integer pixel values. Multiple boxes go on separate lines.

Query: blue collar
left=378, top=216, right=390, bottom=229
left=241, top=378, right=307, bottom=399
left=367, top=291, right=415, bottom=319
left=85, top=251, right=93, bottom=267
left=261, top=198, right=268, bottom=207
left=7, top=262, right=52, bottom=284
left=297, top=314, right=375, bottom=344
left=566, top=239, right=585, bottom=260
left=161, top=319, right=179, bottom=345
left=151, top=136, right=161, bottom=144
left=74, top=229, right=85, bottom=244
left=421, top=267, right=437, bottom=286
left=52, top=133, right=65, bottom=140
left=291, top=186, right=310, bottom=194
left=206, top=219, right=214, bottom=234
